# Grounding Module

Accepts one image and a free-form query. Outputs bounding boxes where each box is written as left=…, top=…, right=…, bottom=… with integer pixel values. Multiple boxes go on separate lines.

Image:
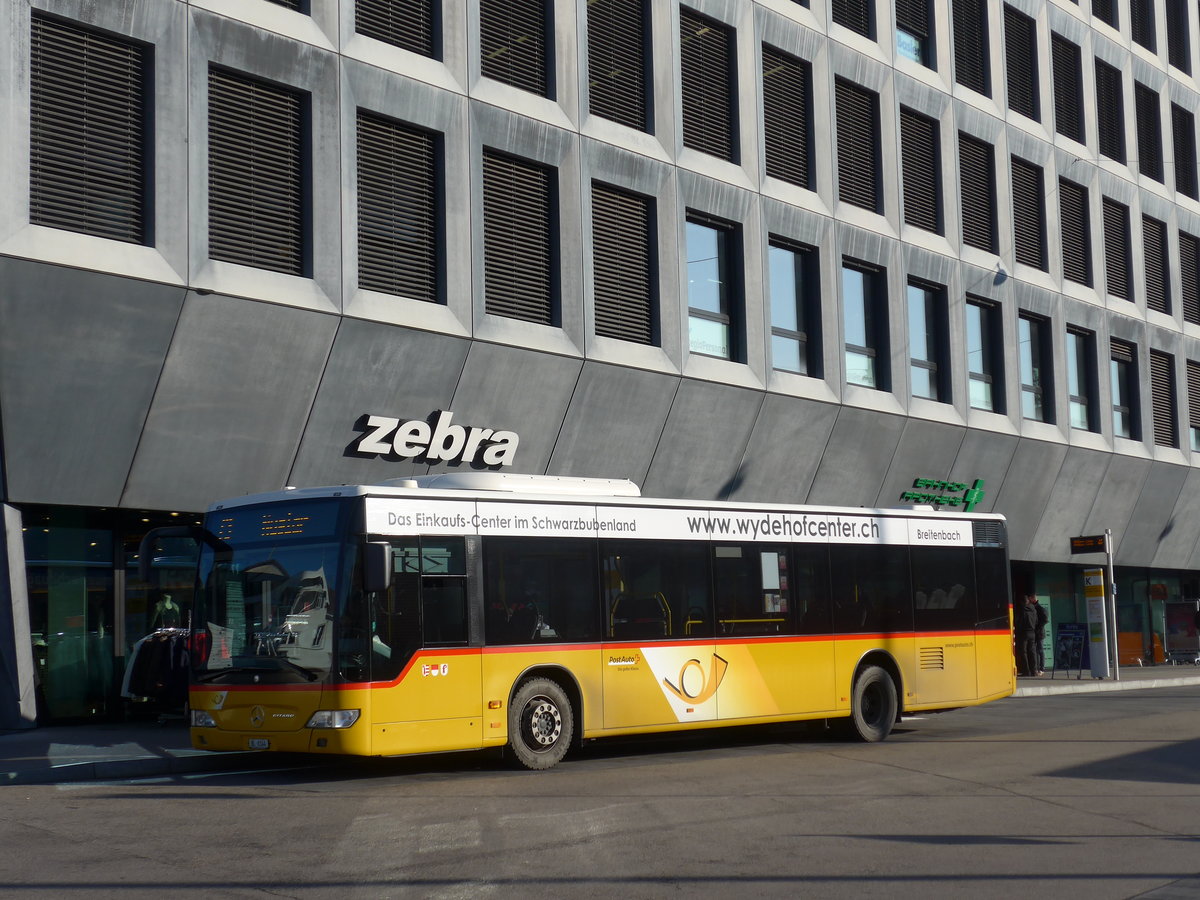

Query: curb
left=1014, top=673, right=1200, bottom=697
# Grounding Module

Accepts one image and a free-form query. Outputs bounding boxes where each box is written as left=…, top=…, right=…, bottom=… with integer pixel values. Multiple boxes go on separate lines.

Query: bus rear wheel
left=849, top=665, right=897, bottom=742
left=508, top=677, right=574, bottom=770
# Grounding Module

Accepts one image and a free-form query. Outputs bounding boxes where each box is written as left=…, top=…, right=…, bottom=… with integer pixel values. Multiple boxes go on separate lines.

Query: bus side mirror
left=364, top=542, right=393, bottom=594
left=137, top=525, right=224, bottom=585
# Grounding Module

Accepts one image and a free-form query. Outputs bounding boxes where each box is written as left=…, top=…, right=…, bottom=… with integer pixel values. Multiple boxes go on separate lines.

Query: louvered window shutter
left=1172, top=104, right=1198, bottom=199
left=1004, top=5, right=1038, bottom=121
left=208, top=67, right=306, bottom=275
left=1150, top=350, right=1177, bottom=447
left=1131, top=0, right=1155, bottom=51
left=1188, top=360, right=1200, bottom=433
left=587, top=0, right=648, bottom=131
left=1052, top=35, right=1083, bottom=142
left=1135, top=82, right=1164, bottom=181
left=959, top=134, right=995, bottom=251
left=356, top=0, right=435, bottom=57
left=953, top=0, right=988, bottom=95
left=836, top=80, right=880, bottom=212
left=266, top=0, right=302, bottom=9
left=482, top=150, right=555, bottom=325
left=762, top=44, right=811, bottom=189
left=480, top=0, right=550, bottom=97
left=832, top=0, right=872, bottom=37
left=1059, top=179, right=1091, bottom=286
left=1167, top=0, right=1190, bottom=71
left=900, top=108, right=939, bottom=233
left=1095, top=61, right=1125, bottom=163
left=1011, top=157, right=1045, bottom=269
left=356, top=111, right=438, bottom=302
left=30, top=14, right=149, bottom=244
left=680, top=9, right=735, bottom=161
left=1181, top=232, right=1200, bottom=325
left=1102, top=198, right=1131, bottom=300
left=1093, top=0, right=1117, bottom=28
left=1144, top=216, right=1170, bottom=314
left=592, top=182, right=654, bottom=344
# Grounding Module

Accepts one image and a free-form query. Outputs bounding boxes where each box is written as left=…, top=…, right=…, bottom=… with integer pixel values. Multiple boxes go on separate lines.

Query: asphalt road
left=3, top=687, right=1200, bottom=899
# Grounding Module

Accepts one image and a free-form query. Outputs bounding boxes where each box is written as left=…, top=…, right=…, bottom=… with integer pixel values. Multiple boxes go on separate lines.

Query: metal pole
left=1107, top=528, right=1119, bottom=682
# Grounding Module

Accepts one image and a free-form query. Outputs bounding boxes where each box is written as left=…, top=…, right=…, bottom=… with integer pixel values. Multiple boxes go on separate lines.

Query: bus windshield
left=191, top=499, right=352, bottom=684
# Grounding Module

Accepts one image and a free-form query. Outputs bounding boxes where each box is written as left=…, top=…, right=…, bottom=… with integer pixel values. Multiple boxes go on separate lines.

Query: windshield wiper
left=196, top=661, right=319, bottom=683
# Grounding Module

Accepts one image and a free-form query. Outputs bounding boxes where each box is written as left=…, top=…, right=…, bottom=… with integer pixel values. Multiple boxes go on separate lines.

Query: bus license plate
left=249, top=738, right=269, bottom=750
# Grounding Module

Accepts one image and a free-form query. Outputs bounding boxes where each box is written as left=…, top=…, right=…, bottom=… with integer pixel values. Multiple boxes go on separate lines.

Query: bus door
left=369, top=537, right=482, bottom=755
left=601, top=540, right=717, bottom=730
left=908, top=546, right=980, bottom=706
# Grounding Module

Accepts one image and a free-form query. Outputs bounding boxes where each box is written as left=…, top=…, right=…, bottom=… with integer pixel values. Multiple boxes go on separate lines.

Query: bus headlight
left=305, top=709, right=360, bottom=729
left=191, top=709, right=217, bottom=728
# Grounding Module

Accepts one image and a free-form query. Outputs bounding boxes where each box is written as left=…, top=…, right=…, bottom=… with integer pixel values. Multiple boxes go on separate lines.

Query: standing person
left=1031, top=595, right=1048, bottom=675
left=1014, top=594, right=1039, bottom=677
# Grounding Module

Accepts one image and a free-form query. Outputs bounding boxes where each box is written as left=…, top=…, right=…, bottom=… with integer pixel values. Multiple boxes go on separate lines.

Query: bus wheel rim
left=525, top=698, right=561, bottom=747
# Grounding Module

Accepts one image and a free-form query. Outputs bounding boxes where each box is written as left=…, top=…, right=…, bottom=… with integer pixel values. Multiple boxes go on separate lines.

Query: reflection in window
left=908, top=282, right=945, bottom=401
left=843, top=263, right=886, bottom=389
left=1067, top=328, right=1094, bottom=431
left=769, top=241, right=817, bottom=375
left=1019, top=315, right=1048, bottom=422
left=1111, top=340, right=1137, bottom=439
left=967, top=299, right=999, bottom=411
left=687, top=215, right=739, bottom=360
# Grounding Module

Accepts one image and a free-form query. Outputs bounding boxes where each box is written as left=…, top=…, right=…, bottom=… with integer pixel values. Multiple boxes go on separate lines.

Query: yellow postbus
left=140, top=473, right=1015, bottom=769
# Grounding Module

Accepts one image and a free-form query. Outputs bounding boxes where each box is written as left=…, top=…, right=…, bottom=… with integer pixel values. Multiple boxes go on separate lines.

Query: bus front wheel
left=508, top=677, right=574, bottom=770
left=849, top=665, right=897, bottom=742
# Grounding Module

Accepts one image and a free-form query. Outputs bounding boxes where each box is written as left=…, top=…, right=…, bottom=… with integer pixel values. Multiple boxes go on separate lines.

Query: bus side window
left=792, top=545, right=831, bottom=634
left=602, top=540, right=711, bottom=640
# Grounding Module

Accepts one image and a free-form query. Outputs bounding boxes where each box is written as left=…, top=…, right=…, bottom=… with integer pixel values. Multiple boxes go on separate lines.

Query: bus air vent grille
left=920, top=647, right=946, bottom=670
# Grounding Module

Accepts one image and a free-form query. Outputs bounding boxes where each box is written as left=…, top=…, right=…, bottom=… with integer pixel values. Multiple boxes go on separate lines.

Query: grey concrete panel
left=875, top=419, right=968, bottom=509
left=989, top=439, right=1068, bottom=561
left=122, top=293, right=338, bottom=511
left=807, top=408, right=906, bottom=508
left=642, top=380, right=764, bottom=501
left=724, top=393, right=841, bottom=504
left=947, top=429, right=1021, bottom=516
left=1121, top=462, right=1190, bottom=566
left=445, top=343, right=584, bottom=476
left=289, top=319, right=471, bottom=488
left=1026, top=448, right=1114, bottom=563
left=1082, top=453, right=1151, bottom=561
left=1152, top=467, right=1200, bottom=570
left=547, top=362, right=679, bottom=483
left=0, top=259, right=185, bottom=506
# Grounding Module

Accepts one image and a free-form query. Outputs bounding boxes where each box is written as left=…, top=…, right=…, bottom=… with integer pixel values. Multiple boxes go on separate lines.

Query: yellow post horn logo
left=662, top=654, right=729, bottom=703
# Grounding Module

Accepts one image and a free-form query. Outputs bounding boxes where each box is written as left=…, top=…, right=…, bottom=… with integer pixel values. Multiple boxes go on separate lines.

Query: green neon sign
left=900, top=477, right=986, bottom=512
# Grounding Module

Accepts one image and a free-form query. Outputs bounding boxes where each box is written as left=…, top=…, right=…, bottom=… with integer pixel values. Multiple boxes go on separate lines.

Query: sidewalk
left=5, top=665, right=1200, bottom=786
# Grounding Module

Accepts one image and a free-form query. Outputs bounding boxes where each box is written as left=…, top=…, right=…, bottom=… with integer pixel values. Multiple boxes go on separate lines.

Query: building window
left=900, top=108, right=940, bottom=234
left=480, top=0, right=551, bottom=98
left=836, top=80, right=881, bottom=213
left=896, top=0, right=933, bottom=66
left=1150, top=349, right=1178, bottom=447
left=679, top=8, right=736, bottom=162
left=1011, top=157, right=1046, bottom=270
left=1131, top=0, right=1156, bottom=52
left=587, top=0, right=649, bottom=132
left=908, top=281, right=948, bottom=402
left=1187, top=359, right=1200, bottom=450
left=356, top=0, right=436, bottom=57
left=768, top=239, right=819, bottom=376
left=266, top=0, right=304, bottom=9
left=1172, top=104, right=1198, bottom=200
left=1093, top=0, right=1118, bottom=29
left=29, top=14, right=150, bottom=244
left=832, top=0, right=873, bottom=38
left=686, top=213, right=741, bottom=360
left=959, top=134, right=996, bottom=252
left=1167, top=0, right=1191, bottom=72
left=1067, top=327, right=1097, bottom=431
left=1102, top=198, right=1131, bottom=300
left=208, top=66, right=307, bottom=276
left=592, top=182, right=655, bottom=345
left=1094, top=60, right=1125, bottom=164
left=966, top=297, right=1001, bottom=412
left=1181, top=232, right=1200, bottom=325
left=1051, top=35, right=1083, bottom=143
left=482, top=149, right=555, bottom=325
left=1004, top=5, right=1038, bottom=121
left=1059, top=178, right=1091, bottom=287
left=1019, top=314, right=1051, bottom=422
left=843, top=261, right=888, bottom=390
left=1135, top=82, right=1164, bottom=182
left=952, top=0, right=989, bottom=95
left=356, top=111, right=439, bottom=302
left=1144, top=215, right=1170, bottom=314
left=762, top=45, right=812, bottom=189
left=1111, top=339, right=1138, bottom=440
